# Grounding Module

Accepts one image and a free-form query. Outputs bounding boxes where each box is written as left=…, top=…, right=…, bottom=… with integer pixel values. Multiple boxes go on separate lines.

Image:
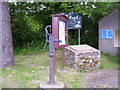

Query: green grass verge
left=100, top=52, right=119, bottom=70
left=0, top=68, right=2, bottom=90
left=2, top=50, right=83, bottom=88
left=2, top=50, right=119, bottom=88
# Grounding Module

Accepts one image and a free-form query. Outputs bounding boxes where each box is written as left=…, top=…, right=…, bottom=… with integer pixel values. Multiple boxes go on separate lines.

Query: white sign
left=59, top=20, right=66, bottom=45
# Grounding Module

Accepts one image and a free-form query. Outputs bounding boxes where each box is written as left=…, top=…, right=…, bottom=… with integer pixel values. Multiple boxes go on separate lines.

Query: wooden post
left=62, top=48, right=65, bottom=69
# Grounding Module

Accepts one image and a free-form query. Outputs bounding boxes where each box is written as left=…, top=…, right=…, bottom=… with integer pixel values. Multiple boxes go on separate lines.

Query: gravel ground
left=80, top=69, right=119, bottom=88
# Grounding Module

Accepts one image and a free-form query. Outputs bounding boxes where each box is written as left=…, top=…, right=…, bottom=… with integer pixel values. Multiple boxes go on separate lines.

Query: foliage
left=14, top=41, right=49, bottom=55
left=8, top=2, right=119, bottom=50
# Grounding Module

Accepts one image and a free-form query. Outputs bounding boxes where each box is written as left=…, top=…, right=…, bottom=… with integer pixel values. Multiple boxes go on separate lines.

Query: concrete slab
left=39, top=81, right=64, bottom=89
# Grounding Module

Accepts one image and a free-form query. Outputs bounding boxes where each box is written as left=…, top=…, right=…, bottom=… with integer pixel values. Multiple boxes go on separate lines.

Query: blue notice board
left=60, top=12, right=82, bottom=29
left=100, top=30, right=113, bottom=39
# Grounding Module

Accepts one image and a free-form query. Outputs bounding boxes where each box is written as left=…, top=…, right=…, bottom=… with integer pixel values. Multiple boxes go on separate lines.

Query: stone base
left=39, top=81, right=64, bottom=89
left=64, top=45, right=100, bottom=71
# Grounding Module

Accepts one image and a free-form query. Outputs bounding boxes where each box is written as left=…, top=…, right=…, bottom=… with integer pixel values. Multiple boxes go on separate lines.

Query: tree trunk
left=0, top=2, right=14, bottom=67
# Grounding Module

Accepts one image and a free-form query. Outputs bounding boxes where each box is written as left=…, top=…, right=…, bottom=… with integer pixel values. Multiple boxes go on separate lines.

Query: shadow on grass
left=102, top=52, right=119, bottom=64
left=100, top=52, right=119, bottom=70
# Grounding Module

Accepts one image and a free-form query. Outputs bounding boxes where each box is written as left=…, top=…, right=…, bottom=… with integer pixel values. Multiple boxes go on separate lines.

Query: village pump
left=40, top=14, right=69, bottom=88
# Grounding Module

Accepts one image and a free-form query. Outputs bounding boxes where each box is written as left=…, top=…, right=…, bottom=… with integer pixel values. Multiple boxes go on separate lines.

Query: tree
left=0, top=2, right=14, bottom=67
left=8, top=2, right=119, bottom=50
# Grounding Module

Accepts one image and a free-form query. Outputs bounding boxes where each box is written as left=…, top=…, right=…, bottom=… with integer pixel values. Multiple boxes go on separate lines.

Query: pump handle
left=43, top=25, right=52, bottom=50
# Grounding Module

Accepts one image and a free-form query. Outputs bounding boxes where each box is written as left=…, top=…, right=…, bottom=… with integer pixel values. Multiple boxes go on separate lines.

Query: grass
left=100, top=52, right=119, bottom=70
left=0, top=68, right=2, bottom=90
left=14, top=46, right=49, bottom=55
left=2, top=50, right=84, bottom=88
left=2, top=50, right=119, bottom=88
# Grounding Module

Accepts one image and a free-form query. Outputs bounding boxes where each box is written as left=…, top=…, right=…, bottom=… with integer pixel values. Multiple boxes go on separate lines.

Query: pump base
left=39, top=81, right=64, bottom=88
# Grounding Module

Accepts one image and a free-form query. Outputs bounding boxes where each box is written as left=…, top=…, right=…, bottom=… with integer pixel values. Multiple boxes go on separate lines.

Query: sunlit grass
left=2, top=50, right=119, bottom=88
left=2, top=50, right=83, bottom=88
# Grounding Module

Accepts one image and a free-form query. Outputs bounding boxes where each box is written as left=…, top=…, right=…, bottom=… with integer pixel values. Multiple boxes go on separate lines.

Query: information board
left=60, top=12, right=82, bottom=29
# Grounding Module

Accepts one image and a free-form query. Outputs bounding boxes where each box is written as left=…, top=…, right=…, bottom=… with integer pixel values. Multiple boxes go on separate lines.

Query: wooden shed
left=98, top=8, right=120, bottom=57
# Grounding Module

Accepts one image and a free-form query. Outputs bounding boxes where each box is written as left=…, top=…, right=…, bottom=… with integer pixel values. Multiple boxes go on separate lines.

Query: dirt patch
left=28, top=80, right=41, bottom=85
left=2, top=78, right=20, bottom=88
left=80, top=69, right=119, bottom=88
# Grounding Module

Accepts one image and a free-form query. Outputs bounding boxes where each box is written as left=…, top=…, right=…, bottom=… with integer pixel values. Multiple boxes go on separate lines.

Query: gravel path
left=80, top=69, right=119, bottom=88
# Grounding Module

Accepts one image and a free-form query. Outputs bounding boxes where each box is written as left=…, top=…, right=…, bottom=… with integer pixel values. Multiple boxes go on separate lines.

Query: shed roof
left=98, top=8, right=119, bottom=22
